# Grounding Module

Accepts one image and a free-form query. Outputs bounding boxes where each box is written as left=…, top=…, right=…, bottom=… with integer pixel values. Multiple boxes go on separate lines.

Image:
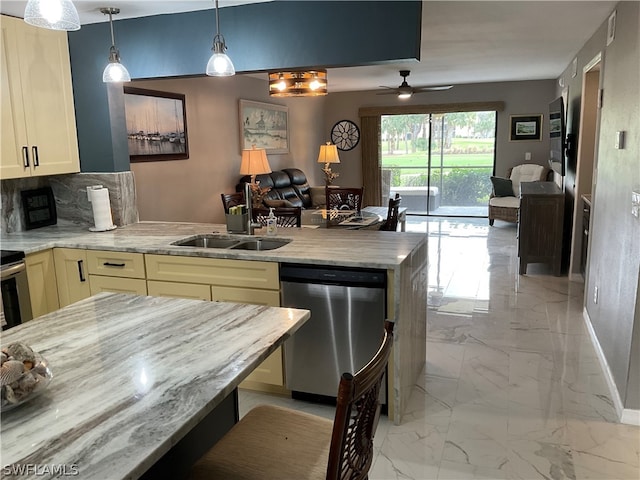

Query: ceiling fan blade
left=378, top=85, right=396, bottom=90
left=414, top=85, right=454, bottom=92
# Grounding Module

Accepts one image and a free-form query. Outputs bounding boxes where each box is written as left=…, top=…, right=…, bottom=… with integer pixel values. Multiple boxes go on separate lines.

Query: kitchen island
left=1, top=221, right=428, bottom=424
left=0, top=292, right=310, bottom=479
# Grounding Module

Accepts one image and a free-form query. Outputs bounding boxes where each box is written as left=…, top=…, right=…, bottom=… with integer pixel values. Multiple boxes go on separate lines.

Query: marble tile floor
left=238, top=217, right=640, bottom=479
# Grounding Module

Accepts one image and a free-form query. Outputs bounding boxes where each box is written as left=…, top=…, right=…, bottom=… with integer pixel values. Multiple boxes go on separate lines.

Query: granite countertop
left=0, top=221, right=426, bottom=269
left=0, top=293, right=310, bottom=479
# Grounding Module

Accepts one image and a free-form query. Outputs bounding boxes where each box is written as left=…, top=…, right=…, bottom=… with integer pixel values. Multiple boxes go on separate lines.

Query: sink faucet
left=244, top=182, right=261, bottom=235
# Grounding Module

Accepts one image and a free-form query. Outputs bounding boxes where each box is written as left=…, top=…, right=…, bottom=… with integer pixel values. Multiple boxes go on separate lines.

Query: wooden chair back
left=379, top=194, right=402, bottom=231
left=326, top=321, right=394, bottom=480
left=221, top=192, right=245, bottom=214
left=252, top=207, right=302, bottom=228
left=326, top=187, right=364, bottom=212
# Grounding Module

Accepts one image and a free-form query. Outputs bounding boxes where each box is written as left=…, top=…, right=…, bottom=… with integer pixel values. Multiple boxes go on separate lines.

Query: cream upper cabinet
left=25, top=250, right=59, bottom=318
left=0, top=15, right=80, bottom=179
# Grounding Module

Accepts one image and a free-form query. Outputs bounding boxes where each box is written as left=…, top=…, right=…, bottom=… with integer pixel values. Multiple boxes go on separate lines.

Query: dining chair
left=252, top=207, right=302, bottom=228
left=221, top=192, right=245, bottom=214
left=189, top=320, right=394, bottom=480
left=326, top=187, right=364, bottom=212
left=379, top=194, right=402, bottom=231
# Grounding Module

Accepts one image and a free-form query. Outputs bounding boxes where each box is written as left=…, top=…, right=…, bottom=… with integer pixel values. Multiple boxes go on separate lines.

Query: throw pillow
left=490, top=176, right=514, bottom=197
left=264, top=199, right=295, bottom=208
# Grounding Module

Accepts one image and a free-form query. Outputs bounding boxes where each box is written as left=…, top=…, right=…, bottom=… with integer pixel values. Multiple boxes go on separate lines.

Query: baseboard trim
left=582, top=307, right=624, bottom=421
left=621, top=408, right=640, bottom=426
left=569, top=272, right=585, bottom=283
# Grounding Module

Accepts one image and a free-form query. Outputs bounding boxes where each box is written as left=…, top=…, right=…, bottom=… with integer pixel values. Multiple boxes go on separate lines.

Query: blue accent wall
left=68, top=1, right=421, bottom=172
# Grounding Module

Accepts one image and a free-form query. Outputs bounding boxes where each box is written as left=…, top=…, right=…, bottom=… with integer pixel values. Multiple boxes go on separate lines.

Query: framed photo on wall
left=123, top=87, right=189, bottom=162
left=509, top=114, right=543, bottom=141
left=239, top=100, right=289, bottom=154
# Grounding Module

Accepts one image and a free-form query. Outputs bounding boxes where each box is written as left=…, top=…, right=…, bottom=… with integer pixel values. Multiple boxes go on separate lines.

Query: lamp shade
left=240, top=146, right=272, bottom=176
left=317, top=142, right=340, bottom=164
left=103, top=57, right=131, bottom=83
left=24, top=0, right=80, bottom=31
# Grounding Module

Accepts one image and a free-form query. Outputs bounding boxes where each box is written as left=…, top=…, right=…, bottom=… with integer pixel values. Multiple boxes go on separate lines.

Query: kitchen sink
left=171, top=234, right=241, bottom=249
left=230, top=239, right=291, bottom=251
left=171, top=234, right=290, bottom=251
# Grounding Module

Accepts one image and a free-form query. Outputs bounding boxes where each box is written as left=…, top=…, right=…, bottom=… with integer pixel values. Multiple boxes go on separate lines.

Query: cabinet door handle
left=22, top=146, right=30, bottom=167
left=103, top=262, right=126, bottom=268
left=32, top=146, right=39, bottom=167
left=77, top=260, right=86, bottom=282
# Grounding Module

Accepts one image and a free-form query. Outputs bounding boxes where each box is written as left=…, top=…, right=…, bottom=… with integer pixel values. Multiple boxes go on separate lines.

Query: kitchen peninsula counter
left=1, top=221, right=428, bottom=424
left=0, top=221, right=423, bottom=269
left=1, top=292, right=310, bottom=480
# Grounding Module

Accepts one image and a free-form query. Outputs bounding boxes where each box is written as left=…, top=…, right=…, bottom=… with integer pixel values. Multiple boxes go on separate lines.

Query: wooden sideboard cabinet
left=517, top=182, right=564, bottom=276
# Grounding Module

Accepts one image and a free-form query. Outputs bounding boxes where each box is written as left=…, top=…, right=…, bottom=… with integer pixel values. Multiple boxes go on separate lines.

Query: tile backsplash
left=1, top=172, right=139, bottom=234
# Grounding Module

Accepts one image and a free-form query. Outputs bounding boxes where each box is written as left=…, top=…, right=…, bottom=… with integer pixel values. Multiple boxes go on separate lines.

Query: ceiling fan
left=378, top=70, right=453, bottom=99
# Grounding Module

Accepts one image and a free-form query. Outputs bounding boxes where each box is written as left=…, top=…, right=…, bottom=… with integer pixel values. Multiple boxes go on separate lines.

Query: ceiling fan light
left=24, top=0, right=80, bottom=31
left=398, top=92, right=412, bottom=99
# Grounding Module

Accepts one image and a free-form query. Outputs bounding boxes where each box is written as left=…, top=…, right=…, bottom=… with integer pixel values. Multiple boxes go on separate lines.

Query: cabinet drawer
left=147, top=280, right=211, bottom=301
left=145, top=254, right=278, bottom=290
left=89, top=276, right=147, bottom=296
left=212, top=286, right=280, bottom=306
left=86, top=250, right=146, bottom=279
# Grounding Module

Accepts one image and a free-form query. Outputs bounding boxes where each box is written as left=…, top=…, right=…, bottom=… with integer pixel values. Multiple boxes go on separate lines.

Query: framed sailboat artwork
left=124, top=87, right=189, bottom=162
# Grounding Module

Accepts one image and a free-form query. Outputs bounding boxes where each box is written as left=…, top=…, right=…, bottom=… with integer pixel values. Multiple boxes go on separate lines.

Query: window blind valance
left=358, top=101, right=505, bottom=118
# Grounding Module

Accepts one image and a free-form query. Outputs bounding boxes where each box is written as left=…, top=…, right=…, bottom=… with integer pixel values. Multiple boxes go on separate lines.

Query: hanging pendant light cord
left=108, top=9, right=116, bottom=48
left=215, top=0, right=221, bottom=37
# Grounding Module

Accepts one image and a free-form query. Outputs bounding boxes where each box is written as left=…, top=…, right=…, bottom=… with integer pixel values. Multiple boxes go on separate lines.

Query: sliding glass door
left=381, top=111, right=496, bottom=217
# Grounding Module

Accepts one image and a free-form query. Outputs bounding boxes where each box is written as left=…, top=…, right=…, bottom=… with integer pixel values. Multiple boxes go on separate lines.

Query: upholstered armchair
left=488, top=164, right=548, bottom=225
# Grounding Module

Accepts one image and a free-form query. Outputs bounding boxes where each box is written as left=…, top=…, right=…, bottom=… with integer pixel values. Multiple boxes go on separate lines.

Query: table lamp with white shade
left=240, top=146, right=272, bottom=233
left=317, top=142, right=340, bottom=185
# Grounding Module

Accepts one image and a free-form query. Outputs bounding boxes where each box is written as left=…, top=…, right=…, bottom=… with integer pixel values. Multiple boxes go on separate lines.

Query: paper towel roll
left=88, top=187, right=114, bottom=231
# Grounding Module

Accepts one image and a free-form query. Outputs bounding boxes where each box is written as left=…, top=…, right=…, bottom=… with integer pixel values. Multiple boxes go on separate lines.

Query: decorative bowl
left=1, top=349, right=53, bottom=412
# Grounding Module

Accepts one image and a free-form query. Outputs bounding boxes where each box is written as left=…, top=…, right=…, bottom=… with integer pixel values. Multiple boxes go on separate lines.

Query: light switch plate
left=615, top=131, right=625, bottom=149
left=632, top=190, right=640, bottom=218
left=525, top=152, right=531, bottom=161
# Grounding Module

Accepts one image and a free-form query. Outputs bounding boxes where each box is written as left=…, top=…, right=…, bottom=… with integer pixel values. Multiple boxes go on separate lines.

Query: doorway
left=381, top=111, right=496, bottom=217
left=569, top=53, right=601, bottom=279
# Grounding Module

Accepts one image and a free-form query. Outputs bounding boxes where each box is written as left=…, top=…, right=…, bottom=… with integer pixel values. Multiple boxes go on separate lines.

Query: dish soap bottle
left=266, top=208, right=277, bottom=236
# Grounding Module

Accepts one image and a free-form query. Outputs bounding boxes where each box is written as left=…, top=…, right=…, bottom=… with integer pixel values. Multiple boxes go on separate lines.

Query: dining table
left=301, top=205, right=407, bottom=230
left=0, top=292, right=310, bottom=480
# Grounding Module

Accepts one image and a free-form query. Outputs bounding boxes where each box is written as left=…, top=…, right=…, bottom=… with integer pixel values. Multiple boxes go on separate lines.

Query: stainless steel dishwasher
left=280, top=264, right=386, bottom=402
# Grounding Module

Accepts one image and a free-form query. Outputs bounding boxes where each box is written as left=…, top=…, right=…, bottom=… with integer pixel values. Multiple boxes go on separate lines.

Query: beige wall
left=129, top=75, right=325, bottom=224
left=323, top=79, right=557, bottom=187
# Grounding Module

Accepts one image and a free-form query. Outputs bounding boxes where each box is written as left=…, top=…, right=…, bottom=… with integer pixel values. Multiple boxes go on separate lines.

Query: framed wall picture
left=123, top=87, right=189, bottom=162
left=509, top=114, right=543, bottom=141
left=239, top=100, right=289, bottom=154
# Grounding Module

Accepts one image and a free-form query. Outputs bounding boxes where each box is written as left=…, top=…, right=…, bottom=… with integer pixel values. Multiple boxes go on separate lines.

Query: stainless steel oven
left=1, top=250, right=32, bottom=330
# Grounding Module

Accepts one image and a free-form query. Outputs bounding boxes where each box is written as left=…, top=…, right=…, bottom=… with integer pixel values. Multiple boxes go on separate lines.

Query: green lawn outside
left=382, top=153, right=494, bottom=168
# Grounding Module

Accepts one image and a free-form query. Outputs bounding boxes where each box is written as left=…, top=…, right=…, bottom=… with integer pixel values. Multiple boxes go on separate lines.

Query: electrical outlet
left=594, top=286, right=599, bottom=304
left=525, top=152, right=532, bottom=161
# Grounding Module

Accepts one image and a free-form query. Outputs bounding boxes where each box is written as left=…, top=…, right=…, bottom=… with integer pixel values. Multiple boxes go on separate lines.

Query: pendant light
left=206, top=0, right=235, bottom=76
left=101, top=7, right=131, bottom=83
left=24, top=0, right=80, bottom=31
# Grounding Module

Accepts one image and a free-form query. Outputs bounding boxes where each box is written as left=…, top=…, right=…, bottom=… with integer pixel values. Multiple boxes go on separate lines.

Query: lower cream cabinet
left=89, top=276, right=147, bottom=296
left=53, top=248, right=91, bottom=308
left=145, top=254, right=284, bottom=390
left=25, top=249, right=59, bottom=317
left=86, top=250, right=147, bottom=296
left=147, top=280, right=211, bottom=301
